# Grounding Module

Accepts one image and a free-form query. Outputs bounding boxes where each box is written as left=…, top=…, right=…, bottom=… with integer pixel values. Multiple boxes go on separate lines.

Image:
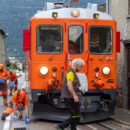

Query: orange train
left=23, top=1, right=120, bottom=123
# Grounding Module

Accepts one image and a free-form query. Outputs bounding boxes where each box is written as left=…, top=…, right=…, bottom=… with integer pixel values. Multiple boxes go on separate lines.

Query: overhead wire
left=0, top=5, right=42, bottom=9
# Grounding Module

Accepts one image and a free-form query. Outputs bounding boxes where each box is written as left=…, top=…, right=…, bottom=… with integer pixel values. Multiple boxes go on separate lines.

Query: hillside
left=0, top=0, right=106, bottom=60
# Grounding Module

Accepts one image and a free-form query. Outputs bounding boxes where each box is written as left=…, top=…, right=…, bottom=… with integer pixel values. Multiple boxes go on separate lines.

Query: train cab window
left=89, top=26, right=112, bottom=54
left=68, top=25, right=83, bottom=54
left=37, top=25, right=63, bottom=53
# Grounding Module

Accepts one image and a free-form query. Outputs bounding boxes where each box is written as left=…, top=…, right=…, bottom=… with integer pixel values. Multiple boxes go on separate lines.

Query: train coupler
left=100, top=100, right=108, bottom=111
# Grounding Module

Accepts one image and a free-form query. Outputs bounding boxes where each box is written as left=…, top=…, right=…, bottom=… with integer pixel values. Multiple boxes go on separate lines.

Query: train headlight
left=102, top=66, right=111, bottom=76
left=71, top=10, right=80, bottom=17
left=40, top=66, right=49, bottom=75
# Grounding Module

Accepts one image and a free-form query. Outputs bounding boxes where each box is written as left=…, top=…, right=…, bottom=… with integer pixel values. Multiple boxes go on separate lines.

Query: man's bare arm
left=25, top=106, right=29, bottom=117
left=13, top=103, right=17, bottom=114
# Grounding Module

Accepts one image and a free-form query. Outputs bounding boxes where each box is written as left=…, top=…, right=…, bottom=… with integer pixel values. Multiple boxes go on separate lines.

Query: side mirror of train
left=23, top=29, right=31, bottom=52
left=116, top=31, right=120, bottom=53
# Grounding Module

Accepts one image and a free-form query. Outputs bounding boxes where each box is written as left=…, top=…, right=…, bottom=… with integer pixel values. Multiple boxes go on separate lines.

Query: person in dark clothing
left=56, top=58, right=85, bottom=130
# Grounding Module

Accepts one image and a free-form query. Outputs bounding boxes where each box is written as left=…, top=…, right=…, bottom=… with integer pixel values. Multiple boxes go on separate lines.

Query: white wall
left=109, top=0, right=128, bottom=108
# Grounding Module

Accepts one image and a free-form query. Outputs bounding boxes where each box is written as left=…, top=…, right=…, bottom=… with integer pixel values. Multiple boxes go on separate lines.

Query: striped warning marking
left=87, top=124, right=97, bottom=130
left=3, top=116, right=11, bottom=130
left=110, top=116, right=130, bottom=126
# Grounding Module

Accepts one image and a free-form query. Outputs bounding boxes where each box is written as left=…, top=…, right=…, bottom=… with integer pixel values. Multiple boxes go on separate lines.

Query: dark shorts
left=14, top=79, right=18, bottom=84
left=0, top=84, right=7, bottom=91
left=17, top=104, right=24, bottom=111
left=65, top=98, right=80, bottom=116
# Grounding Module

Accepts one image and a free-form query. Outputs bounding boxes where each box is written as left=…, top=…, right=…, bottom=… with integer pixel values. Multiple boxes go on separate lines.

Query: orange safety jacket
left=12, top=91, right=28, bottom=107
left=0, top=64, right=9, bottom=85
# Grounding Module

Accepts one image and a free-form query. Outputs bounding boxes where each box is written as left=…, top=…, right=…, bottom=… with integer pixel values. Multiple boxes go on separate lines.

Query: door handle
left=68, top=55, right=72, bottom=60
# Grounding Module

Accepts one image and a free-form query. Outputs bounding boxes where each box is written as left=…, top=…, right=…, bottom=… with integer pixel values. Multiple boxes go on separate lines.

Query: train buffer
left=10, top=119, right=28, bottom=130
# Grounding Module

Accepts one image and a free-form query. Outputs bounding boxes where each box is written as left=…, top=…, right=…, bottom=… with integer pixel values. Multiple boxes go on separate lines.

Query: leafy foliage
left=6, top=63, right=21, bottom=71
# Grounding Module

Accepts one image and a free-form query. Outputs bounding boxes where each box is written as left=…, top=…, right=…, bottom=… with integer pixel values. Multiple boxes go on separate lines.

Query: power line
left=0, top=6, right=43, bottom=9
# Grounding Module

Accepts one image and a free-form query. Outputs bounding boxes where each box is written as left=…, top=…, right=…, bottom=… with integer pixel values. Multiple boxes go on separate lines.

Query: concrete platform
left=112, top=107, right=130, bottom=124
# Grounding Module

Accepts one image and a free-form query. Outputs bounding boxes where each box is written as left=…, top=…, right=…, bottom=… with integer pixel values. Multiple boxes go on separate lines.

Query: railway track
left=76, top=119, right=130, bottom=130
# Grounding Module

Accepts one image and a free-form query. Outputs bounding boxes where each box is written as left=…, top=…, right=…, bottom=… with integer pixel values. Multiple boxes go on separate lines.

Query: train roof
left=33, top=8, right=113, bottom=20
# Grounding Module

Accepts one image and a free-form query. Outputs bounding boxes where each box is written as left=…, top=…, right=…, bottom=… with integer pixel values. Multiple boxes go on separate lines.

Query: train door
left=66, top=22, right=88, bottom=73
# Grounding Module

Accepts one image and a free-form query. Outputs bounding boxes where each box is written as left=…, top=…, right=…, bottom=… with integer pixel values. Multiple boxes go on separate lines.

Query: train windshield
left=89, top=26, right=112, bottom=54
left=69, top=25, right=83, bottom=54
left=37, top=25, right=63, bottom=53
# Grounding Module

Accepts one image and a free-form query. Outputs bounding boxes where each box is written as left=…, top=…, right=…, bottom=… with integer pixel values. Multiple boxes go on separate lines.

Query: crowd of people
left=0, top=64, right=30, bottom=123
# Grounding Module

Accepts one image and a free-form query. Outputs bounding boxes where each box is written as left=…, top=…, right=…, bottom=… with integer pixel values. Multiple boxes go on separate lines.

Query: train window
left=37, top=25, right=63, bottom=53
left=68, top=25, right=83, bottom=54
left=89, top=26, right=112, bottom=54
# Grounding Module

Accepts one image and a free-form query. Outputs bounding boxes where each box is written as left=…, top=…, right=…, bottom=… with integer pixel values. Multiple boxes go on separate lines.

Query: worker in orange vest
left=12, top=89, right=29, bottom=121
left=8, top=69, right=18, bottom=96
left=0, top=64, right=9, bottom=105
left=1, top=89, right=30, bottom=122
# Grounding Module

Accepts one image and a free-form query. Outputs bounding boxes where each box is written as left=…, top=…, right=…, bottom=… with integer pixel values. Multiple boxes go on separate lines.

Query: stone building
left=0, top=24, right=6, bottom=66
left=109, top=0, right=130, bottom=109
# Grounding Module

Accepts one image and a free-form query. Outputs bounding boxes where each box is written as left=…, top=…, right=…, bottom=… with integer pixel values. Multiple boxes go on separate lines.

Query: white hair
left=72, top=58, right=85, bottom=67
